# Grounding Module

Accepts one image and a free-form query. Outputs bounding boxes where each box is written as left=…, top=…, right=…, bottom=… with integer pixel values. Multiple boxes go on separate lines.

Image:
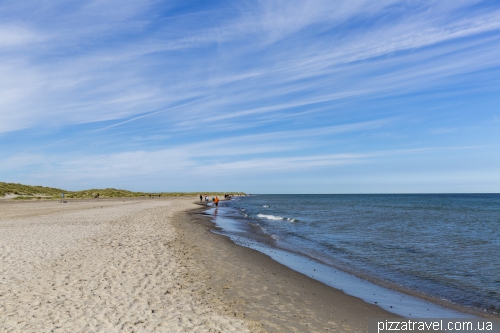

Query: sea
left=206, top=194, right=500, bottom=318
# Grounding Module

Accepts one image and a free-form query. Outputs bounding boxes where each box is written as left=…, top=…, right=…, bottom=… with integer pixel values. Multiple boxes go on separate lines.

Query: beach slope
left=0, top=198, right=251, bottom=332
left=0, top=198, right=395, bottom=332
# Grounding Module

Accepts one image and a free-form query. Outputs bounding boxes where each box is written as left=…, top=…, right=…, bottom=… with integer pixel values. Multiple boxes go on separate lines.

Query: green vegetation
left=0, top=182, right=64, bottom=198
left=1, top=182, right=245, bottom=200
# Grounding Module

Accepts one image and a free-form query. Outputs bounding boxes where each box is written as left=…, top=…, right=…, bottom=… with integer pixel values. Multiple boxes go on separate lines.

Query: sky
left=1, top=0, right=499, bottom=193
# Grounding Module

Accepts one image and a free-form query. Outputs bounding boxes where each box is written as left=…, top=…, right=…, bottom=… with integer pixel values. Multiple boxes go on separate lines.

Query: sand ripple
left=0, top=199, right=251, bottom=333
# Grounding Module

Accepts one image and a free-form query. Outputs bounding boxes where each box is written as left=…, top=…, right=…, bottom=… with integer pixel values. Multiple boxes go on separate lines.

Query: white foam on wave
left=257, top=214, right=298, bottom=222
left=257, top=214, right=284, bottom=220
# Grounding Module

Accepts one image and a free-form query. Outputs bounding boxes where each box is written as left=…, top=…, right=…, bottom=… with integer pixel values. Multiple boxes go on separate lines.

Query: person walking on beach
left=214, top=196, right=219, bottom=208
left=200, top=195, right=202, bottom=202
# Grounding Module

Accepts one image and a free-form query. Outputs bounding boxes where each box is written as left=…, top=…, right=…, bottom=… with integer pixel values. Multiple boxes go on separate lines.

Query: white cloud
left=0, top=25, right=43, bottom=47
left=1, top=1, right=499, bottom=192
left=1, top=0, right=499, bottom=135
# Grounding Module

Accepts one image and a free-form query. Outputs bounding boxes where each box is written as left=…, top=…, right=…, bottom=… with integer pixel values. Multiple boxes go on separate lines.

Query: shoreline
left=172, top=203, right=399, bottom=332
left=208, top=197, right=499, bottom=319
left=2, top=198, right=493, bottom=332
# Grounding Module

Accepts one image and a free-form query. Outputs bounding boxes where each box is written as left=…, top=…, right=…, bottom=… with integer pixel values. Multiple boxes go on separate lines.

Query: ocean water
left=208, top=194, right=500, bottom=317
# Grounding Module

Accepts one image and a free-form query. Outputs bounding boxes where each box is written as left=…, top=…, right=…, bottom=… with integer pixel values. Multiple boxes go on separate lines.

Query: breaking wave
left=257, top=214, right=298, bottom=222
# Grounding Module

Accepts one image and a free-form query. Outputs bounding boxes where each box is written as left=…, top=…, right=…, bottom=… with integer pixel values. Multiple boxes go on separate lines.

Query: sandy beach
left=0, top=198, right=395, bottom=332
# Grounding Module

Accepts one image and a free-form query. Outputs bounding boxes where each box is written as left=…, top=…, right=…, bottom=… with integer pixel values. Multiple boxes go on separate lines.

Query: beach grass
left=1, top=182, right=245, bottom=200
left=0, top=182, right=64, bottom=198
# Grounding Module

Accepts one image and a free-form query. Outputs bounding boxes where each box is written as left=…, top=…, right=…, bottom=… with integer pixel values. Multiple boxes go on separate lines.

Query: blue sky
left=1, top=0, right=499, bottom=193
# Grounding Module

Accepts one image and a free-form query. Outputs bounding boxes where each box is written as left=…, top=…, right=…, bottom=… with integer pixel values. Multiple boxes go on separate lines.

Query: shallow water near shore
left=206, top=194, right=500, bottom=318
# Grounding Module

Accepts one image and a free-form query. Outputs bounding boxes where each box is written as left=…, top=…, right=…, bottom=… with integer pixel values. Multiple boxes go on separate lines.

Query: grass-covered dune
left=0, top=182, right=64, bottom=199
left=0, top=182, right=245, bottom=200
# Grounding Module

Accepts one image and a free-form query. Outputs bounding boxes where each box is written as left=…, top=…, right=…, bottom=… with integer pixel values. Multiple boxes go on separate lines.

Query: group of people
left=199, top=195, right=219, bottom=207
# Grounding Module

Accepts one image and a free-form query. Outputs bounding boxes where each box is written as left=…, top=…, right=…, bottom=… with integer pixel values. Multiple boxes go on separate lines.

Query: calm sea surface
left=210, top=194, right=500, bottom=316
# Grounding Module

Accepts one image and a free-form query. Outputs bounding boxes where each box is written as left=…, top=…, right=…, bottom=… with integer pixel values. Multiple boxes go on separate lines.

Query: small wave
left=257, top=214, right=298, bottom=222
left=257, top=213, right=283, bottom=220
left=263, top=205, right=271, bottom=208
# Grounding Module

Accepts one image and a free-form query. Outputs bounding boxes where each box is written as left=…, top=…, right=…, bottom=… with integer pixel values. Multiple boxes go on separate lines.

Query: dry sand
left=0, top=198, right=396, bottom=333
left=0, top=198, right=251, bottom=332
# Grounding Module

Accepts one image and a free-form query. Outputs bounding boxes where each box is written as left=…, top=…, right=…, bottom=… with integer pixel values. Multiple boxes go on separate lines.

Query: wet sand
left=0, top=198, right=396, bottom=333
left=172, top=204, right=398, bottom=332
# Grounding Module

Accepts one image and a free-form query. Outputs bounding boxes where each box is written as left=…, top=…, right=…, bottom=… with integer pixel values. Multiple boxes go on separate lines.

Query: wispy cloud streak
left=1, top=0, right=499, bottom=191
